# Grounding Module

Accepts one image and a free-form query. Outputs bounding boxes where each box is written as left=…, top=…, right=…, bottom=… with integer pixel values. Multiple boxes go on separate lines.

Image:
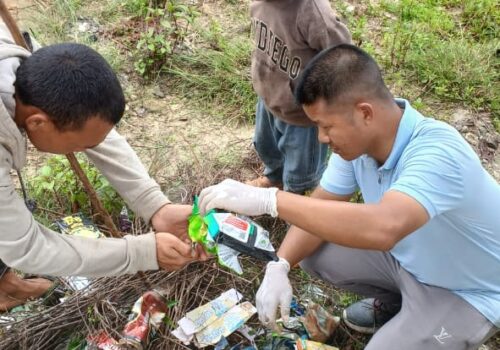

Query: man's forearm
left=277, top=187, right=352, bottom=265
left=85, top=129, right=170, bottom=222
left=278, top=225, right=324, bottom=266
left=276, top=191, right=395, bottom=250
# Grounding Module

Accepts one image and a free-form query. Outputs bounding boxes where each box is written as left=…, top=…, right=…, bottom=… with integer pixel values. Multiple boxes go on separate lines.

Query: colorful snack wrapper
left=300, top=302, right=340, bottom=343
left=172, top=289, right=257, bottom=348
left=195, top=301, right=257, bottom=347
left=188, top=199, right=218, bottom=255
left=216, top=244, right=243, bottom=275
left=212, top=213, right=278, bottom=262
left=55, top=213, right=104, bottom=239
left=86, top=331, right=121, bottom=350
left=188, top=197, right=278, bottom=274
left=178, top=288, right=243, bottom=335
left=295, top=339, right=339, bottom=350
left=86, top=291, right=168, bottom=350
left=56, top=214, right=102, bottom=292
left=119, top=291, right=168, bottom=349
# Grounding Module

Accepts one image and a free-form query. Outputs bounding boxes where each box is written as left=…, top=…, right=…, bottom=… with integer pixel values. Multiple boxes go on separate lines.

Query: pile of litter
left=0, top=213, right=365, bottom=350
left=0, top=261, right=260, bottom=349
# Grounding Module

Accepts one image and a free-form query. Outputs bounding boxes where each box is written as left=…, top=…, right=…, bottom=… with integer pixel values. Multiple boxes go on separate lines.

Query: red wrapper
left=86, top=330, right=121, bottom=350
left=119, top=291, right=168, bottom=349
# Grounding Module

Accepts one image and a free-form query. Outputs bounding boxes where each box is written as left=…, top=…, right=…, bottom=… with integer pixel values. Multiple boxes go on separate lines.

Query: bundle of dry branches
left=0, top=258, right=266, bottom=350
left=0, top=148, right=267, bottom=349
left=0, top=148, right=366, bottom=349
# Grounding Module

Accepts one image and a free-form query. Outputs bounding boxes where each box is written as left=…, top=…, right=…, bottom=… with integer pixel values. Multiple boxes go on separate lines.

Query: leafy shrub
left=28, top=155, right=123, bottom=217
left=133, top=0, right=199, bottom=77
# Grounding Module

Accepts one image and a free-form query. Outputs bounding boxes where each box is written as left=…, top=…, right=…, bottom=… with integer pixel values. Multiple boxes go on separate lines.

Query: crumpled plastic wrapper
left=172, top=288, right=256, bottom=347
left=188, top=197, right=278, bottom=274
left=300, top=302, right=340, bottom=343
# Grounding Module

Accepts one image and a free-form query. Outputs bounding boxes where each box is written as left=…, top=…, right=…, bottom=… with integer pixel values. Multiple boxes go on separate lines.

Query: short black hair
left=294, top=44, right=392, bottom=107
left=15, top=43, right=125, bottom=130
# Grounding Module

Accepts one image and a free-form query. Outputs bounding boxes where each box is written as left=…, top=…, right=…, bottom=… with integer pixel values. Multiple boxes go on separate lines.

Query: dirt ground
left=7, top=0, right=256, bottom=185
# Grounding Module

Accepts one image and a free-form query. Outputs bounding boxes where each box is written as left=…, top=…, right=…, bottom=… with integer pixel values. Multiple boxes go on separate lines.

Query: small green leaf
left=167, top=300, right=178, bottom=308
left=40, top=165, right=52, bottom=177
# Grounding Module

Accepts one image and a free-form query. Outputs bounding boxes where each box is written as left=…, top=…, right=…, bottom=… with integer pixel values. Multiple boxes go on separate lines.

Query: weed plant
left=27, top=155, right=124, bottom=227
left=132, top=1, right=199, bottom=76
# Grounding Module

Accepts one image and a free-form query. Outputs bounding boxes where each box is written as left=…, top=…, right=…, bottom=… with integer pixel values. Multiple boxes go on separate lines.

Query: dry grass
left=0, top=262, right=262, bottom=349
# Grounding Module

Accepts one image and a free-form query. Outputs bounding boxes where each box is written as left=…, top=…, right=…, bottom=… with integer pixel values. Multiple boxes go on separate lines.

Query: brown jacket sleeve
left=298, top=0, right=352, bottom=51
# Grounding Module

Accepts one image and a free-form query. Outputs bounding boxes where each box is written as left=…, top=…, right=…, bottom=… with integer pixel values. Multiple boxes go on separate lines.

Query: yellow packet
left=296, top=339, right=339, bottom=350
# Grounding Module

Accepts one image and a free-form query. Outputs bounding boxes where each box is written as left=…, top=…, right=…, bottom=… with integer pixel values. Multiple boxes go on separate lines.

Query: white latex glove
left=198, top=179, right=279, bottom=217
left=256, top=258, right=293, bottom=330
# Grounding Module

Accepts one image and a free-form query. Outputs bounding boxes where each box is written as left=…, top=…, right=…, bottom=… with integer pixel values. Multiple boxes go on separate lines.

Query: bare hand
left=151, top=204, right=192, bottom=240
left=155, top=232, right=197, bottom=271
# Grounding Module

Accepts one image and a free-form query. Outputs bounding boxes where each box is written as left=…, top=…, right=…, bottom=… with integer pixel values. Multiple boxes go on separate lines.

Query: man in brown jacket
left=248, top=0, right=351, bottom=193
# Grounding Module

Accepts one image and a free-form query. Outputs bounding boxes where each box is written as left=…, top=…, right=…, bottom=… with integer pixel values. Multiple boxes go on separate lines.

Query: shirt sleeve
left=297, top=0, right=352, bottom=51
left=84, top=129, right=170, bottom=223
left=320, top=153, right=358, bottom=195
left=390, top=142, right=466, bottom=218
left=0, top=154, right=159, bottom=277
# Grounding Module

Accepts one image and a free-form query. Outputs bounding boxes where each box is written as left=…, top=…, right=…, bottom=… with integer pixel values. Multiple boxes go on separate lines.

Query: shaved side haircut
left=294, top=44, right=393, bottom=107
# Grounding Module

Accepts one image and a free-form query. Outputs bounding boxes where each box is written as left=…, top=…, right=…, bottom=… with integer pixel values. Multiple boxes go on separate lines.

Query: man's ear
left=356, top=102, right=374, bottom=125
left=24, top=113, right=52, bottom=132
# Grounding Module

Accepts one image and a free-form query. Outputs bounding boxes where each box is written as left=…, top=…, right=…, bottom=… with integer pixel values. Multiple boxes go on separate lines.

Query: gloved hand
left=198, top=179, right=279, bottom=217
left=256, top=258, right=293, bottom=330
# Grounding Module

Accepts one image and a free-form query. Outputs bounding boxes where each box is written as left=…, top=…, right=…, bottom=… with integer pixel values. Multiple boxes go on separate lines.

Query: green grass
left=25, top=0, right=84, bottom=44
left=24, top=0, right=500, bottom=127
left=353, top=0, right=500, bottom=128
left=406, top=38, right=497, bottom=105
left=381, top=0, right=456, bottom=36
left=166, top=44, right=255, bottom=122
left=89, top=0, right=257, bottom=122
left=166, top=19, right=255, bottom=123
left=461, top=0, right=500, bottom=41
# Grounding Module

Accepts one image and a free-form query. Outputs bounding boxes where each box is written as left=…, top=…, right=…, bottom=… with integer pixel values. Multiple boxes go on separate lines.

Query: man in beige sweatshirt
left=0, top=26, right=203, bottom=310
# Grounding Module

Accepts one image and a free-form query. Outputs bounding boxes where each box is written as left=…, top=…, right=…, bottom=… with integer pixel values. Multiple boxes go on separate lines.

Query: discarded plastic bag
left=86, top=330, right=121, bottom=350
left=189, top=197, right=278, bottom=274
left=172, top=288, right=257, bottom=348
left=86, top=290, right=168, bottom=350
left=300, top=302, right=340, bottom=343
left=119, top=290, right=168, bottom=348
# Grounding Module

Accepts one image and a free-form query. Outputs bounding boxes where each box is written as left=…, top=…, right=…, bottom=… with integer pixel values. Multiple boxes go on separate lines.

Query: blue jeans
left=253, top=98, right=328, bottom=193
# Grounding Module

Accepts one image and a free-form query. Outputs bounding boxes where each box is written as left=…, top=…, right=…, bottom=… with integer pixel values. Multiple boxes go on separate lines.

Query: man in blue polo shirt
left=198, top=44, right=499, bottom=349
